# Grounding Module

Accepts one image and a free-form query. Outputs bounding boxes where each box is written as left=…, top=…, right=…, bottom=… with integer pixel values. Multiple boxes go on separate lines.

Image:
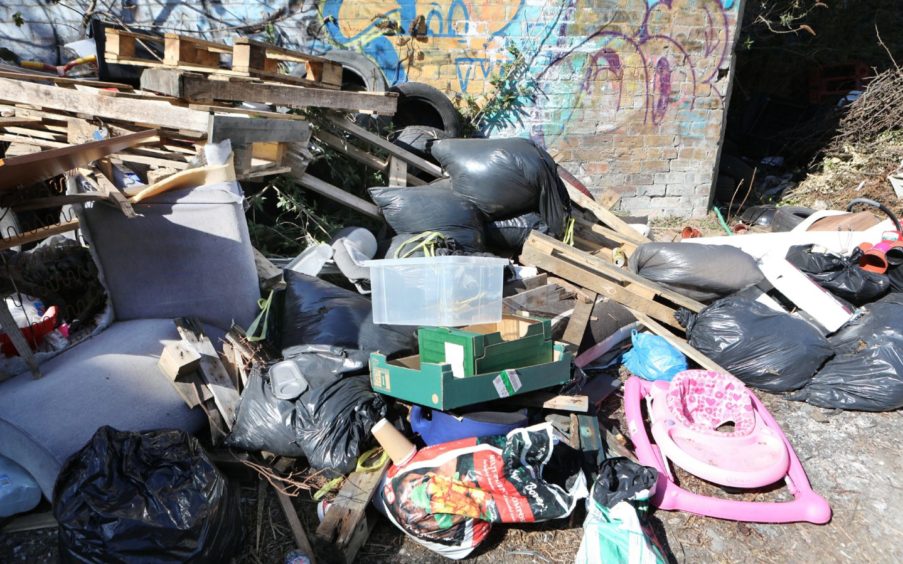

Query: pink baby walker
left=624, top=369, right=831, bottom=524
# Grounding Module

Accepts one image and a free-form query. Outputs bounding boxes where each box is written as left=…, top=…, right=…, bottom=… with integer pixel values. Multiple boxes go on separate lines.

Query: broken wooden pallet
left=105, top=29, right=341, bottom=89
left=519, top=231, right=704, bottom=330
left=141, top=69, right=398, bottom=114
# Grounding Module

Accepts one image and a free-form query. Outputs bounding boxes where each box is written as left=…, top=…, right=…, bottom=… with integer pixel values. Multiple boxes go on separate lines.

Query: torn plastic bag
left=280, top=271, right=415, bottom=355
left=377, top=423, right=587, bottom=560
left=793, top=294, right=903, bottom=411
left=484, top=212, right=549, bottom=250
left=54, top=426, right=241, bottom=564
left=786, top=245, right=889, bottom=305
left=576, top=458, right=665, bottom=564
left=629, top=243, right=764, bottom=302
left=677, top=296, right=833, bottom=392
left=294, top=375, right=387, bottom=475
left=431, top=138, right=571, bottom=236
left=368, top=179, right=485, bottom=252
left=622, top=330, right=687, bottom=382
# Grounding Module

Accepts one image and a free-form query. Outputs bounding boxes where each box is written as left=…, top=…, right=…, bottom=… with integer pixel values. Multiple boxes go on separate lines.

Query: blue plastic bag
left=623, top=330, right=687, bottom=381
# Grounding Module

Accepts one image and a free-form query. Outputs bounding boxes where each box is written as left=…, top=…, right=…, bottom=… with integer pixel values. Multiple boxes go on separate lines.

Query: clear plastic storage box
left=365, top=256, right=508, bottom=326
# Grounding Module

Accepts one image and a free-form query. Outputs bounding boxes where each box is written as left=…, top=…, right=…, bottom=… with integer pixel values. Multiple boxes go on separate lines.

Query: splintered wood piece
left=316, top=458, right=389, bottom=564
left=158, top=340, right=202, bottom=381
left=174, top=317, right=240, bottom=430
left=506, top=392, right=589, bottom=413
left=563, top=177, right=650, bottom=245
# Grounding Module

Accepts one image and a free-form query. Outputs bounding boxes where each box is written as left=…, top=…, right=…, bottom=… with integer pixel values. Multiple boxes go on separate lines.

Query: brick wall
left=0, top=0, right=744, bottom=217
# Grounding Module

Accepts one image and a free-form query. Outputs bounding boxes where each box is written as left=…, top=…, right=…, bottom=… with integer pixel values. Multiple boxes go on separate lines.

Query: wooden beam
left=562, top=292, right=596, bottom=346
left=565, top=182, right=650, bottom=245
left=141, top=69, right=398, bottom=114
left=275, top=489, right=317, bottom=563
left=0, top=129, right=159, bottom=191
left=558, top=165, right=620, bottom=209
left=0, top=77, right=210, bottom=131
left=174, top=318, right=240, bottom=430
left=323, top=113, right=444, bottom=178
left=0, top=70, right=133, bottom=90
left=316, top=458, right=388, bottom=564
left=208, top=114, right=310, bottom=145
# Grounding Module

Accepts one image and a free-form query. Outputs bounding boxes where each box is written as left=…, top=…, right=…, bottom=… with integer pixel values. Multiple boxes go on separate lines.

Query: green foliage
left=12, top=12, right=24, bottom=27
left=454, top=42, right=538, bottom=137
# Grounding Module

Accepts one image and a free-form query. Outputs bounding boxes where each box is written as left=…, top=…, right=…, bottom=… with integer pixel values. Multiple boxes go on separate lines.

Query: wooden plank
left=0, top=129, right=159, bottom=192
left=275, top=489, right=317, bottom=562
left=141, top=69, right=398, bottom=114
left=208, top=114, right=310, bottom=145
left=253, top=247, right=286, bottom=291
left=174, top=318, right=240, bottom=430
left=573, top=216, right=639, bottom=253
left=565, top=181, right=649, bottom=245
left=313, top=130, right=425, bottom=186
left=629, top=309, right=730, bottom=374
left=90, top=168, right=138, bottom=218
left=526, top=232, right=705, bottom=312
left=0, top=218, right=79, bottom=252
left=558, top=165, right=620, bottom=209
left=388, top=156, right=407, bottom=187
left=520, top=245, right=683, bottom=330
left=323, top=113, right=444, bottom=178
left=562, top=292, right=596, bottom=346
left=0, top=298, right=40, bottom=378
left=292, top=170, right=381, bottom=220
left=0, top=70, right=133, bottom=90
left=316, top=458, right=389, bottom=564
left=0, top=77, right=210, bottom=132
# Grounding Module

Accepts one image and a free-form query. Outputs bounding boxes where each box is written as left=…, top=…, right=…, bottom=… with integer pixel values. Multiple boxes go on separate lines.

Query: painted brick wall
left=0, top=0, right=744, bottom=217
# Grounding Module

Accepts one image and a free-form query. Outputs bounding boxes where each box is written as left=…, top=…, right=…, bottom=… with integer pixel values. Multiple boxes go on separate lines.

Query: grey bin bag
left=630, top=243, right=764, bottom=303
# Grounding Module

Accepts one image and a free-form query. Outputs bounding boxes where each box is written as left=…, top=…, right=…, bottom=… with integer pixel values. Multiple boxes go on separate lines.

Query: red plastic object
left=0, top=305, right=59, bottom=357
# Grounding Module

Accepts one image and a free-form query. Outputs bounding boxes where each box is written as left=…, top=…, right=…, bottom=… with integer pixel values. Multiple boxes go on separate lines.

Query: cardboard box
left=369, top=343, right=573, bottom=410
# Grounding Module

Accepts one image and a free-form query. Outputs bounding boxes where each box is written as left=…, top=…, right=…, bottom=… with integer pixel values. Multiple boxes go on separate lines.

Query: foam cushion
left=0, top=319, right=209, bottom=498
left=80, top=183, right=260, bottom=331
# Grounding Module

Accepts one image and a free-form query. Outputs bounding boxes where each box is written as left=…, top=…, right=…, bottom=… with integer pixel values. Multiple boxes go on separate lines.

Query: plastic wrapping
left=431, top=138, right=570, bottom=236
left=630, top=243, right=764, bottom=302
left=576, top=458, right=665, bottom=564
left=377, top=423, right=587, bottom=559
left=54, top=427, right=241, bottom=563
left=786, top=245, right=889, bottom=305
left=677, top=296, right=833, bottom=392
left=484, top=212, right=549, bottom=250
left=294, top=375, right=387, bottom=475
left=794, top=293, right=903, bottom=411
left=225, top=364, right=302, bottom=457
left=280, top=271, right=416, bottom=355
left=368, top=179, right=485, bottom=252
left=622, top=330, right=687, bottom=382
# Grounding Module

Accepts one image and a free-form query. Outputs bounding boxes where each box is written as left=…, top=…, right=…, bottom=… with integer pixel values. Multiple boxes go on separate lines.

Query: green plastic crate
left=417, top=314, right=554, bottom=377
left=369, top=343, right=573, bottom=410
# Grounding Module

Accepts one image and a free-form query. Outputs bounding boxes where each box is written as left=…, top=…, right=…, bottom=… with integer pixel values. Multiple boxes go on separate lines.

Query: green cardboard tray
left=369, top=343, right=573, bottom=410
left=418, top=314, right=554, bottom=377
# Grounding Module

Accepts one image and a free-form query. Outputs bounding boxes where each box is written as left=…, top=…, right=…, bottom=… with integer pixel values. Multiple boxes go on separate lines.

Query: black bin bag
left=280, top=271, right=416, bottom=356
left=793, top=293, right=903, bottom=411
left=786, top=245, right=889, bottom=305
left=676, top=295, right=833, bottom=392
left=54, top=426, right=242, bottom=563
left=431, top=137, right=571, bottom=236
left=485, top=212, right=549, bottom=251
left=630, top=243, right=764, bottom=302
left=368, top=179, right=485, bottom=252
left=225, top=363, right=303, bottom=457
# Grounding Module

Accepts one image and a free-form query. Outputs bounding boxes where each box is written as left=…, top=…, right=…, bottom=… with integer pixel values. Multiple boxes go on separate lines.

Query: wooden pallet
left=105, top=29, right=342, bottom=89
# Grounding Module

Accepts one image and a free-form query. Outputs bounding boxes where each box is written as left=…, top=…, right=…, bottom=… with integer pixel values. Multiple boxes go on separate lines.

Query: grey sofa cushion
left=0, top=319, right=209, bottom=498
left=80, top=183, right=260, bottom=331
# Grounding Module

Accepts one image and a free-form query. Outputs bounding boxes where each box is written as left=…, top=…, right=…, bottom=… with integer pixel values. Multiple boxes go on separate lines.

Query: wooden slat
left=388, top=156, right=407, bottom=187
left=208, top=114, right=310, bottom=145
left=562, top=292, right=596, bottom=346
left=275, top=489, right=317, bottom=563
left=558, top=165, right=620, bottom=209
left=313, top=130, right=425, bottom=186
left=0, top=218, right=79, bottom=252
left=506, top=392, right=589, bottom=412
left=323, top=113, right=444, bottom=178
left=0, top=77, right=210, bottom=131
left=565, top=181, right=650, bottom=245
left=174, top=318, right=240, bottom=430
left=0, top=70, right=133, bottom=90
